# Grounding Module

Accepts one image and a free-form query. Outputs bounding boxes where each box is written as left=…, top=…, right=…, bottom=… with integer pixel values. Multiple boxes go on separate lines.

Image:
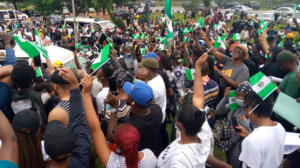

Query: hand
left=0, top=32, right=11, bottom=43
left=106, top=91, right=120, bottom=109
left=73, top=50, right=77, bottom=57
left=297, top=98, right=300, bottom=103
left=236, top=124, right=250, bottom=138
left=293, top=18, right=297, bottom=24
left=238, top=114, right=246, bottom=122
left=167, top=38, right=171, bottom=43
left=224, top=87, right=231, bottom=96
left=195, top=53, right=208, bottom=68
left=81, top=75, right=93, bottom=95
left=193, top=28, right=197, bottom=37
left=200, top=30, right=207, bottom=40
left=296, top=72, right=300, bottom=87
left=259, top=31, right=267, bottom=41
left=59, top=68, right=78, bottom=89
left=272, top=80, right=278, bottom=87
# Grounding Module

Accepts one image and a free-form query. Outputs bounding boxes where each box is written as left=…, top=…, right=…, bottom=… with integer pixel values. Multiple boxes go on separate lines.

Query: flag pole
left=206, top=47, right=213, bottom=54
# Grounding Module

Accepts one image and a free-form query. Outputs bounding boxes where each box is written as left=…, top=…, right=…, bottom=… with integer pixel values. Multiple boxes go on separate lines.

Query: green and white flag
left=213, top=24, right=217, bottom=29
left=14, top=36, right=49, bottom=59
left=34, top=28, right=43, bottom=48
left=75, top=42, right=81, bottom=49
left=260, top=20, right=268, bottom=30
left=249, top=71, right=277, bottom=100
left=233, top=33, right=241, bottom=41
left=213, top=37, right=225, bottom=48
left=221, top=33, right=228, bottom=40
left=294, top=4, right=297, bottom=13
left=91, top=42, right=110, bottom=71
left=165, top=0, right=173, bottom=49
left=257, top=29, right=262, bottom=36
left=160, top=37, right=167, bottom=44
left=278, top=41, right=283, bottom=47
left=81, top=45, right=89, bottom=53
left=229, top=91, right=239, bottom=110
left=140, top=48, right=146, bottom=55
left=36, top=67, right=43, bottom=78
left=250, top=21, right=254, bottom=26
left=199, top=17, right=204, bottom=27
left=281, top=35, right=286, bottom=39
left=183, top=36, right=188, bottom=44
left=182, top=27, right=192, bottom=35
left=185, top=69, right=195, bottom=81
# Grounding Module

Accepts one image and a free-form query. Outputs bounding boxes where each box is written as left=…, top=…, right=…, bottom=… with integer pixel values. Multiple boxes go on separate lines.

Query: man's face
left=278, top=61, right=291, bottom=72
left=134, top=69, right=149, bottom=82
left=96, top=68, right=104, bottom=81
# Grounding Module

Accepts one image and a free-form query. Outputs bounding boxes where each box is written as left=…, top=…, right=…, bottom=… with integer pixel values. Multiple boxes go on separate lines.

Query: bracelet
left=5, top=42, right=10, bottom=45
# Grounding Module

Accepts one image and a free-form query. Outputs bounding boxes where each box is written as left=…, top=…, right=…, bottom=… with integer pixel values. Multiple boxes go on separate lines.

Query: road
left=151, top=7, right=269, bottom=15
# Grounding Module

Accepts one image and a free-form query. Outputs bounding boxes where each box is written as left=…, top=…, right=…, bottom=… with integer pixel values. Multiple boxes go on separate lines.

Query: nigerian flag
left=221, top=33, right=228, bottom=40
left=160, top=37, right=167, bottom=44
left=91, top=42, right=110, bottom=71
left=260, top=20, right=268, bottom=30
left=165, top=0, right=173, bottom=49
left=14, top=36, right=49, bottom=58
left=140, top=48, right=146, bottom=55
left=182, top=27, right=193, bottom=35
left=249, top=71, right=277, bottom=100
left=36, top=67, right=43, bottom=78
left=257, top=29, right=262, bottom=36
left=75, top=42, right=81, bottom=49
left=183, top=36, right=188, bottom=43
left=278, top=41, right=283, bottom=47
left=294, top=4, right=297, bottom=13
left=213, top=24, right=217, bottom=29
left=199, top=17, right=204, bottom=27
left=34, top=28, right=43, bottom=48
left=213, top=37, right=225, bottom=48
left=185, top=69, right=195, bottom=81
left=233, top=33, right=241, bottom=41
left=229, top=91, right=239, bottom=110
left=250, top=21, right=254, bottom=26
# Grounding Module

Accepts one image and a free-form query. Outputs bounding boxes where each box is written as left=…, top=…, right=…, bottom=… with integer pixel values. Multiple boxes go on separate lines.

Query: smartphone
left=124, top=74, right=134, bottom=84
left=109, top=76, right=118, bottom=96
left=231, top=117, right=241, bottom=133
left=33, top=55, right=42, bottom=67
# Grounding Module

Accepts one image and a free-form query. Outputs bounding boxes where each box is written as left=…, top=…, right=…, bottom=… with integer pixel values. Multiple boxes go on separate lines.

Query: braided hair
left=113, top=124, right=140, bottom=168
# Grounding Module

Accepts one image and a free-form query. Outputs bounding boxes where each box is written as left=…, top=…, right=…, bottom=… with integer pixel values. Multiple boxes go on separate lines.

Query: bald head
left=135, top=67, right=149, bottom=82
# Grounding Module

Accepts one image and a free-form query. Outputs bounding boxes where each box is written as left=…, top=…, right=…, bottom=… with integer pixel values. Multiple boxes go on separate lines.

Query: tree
left=7, top=0, right=24, bottom=10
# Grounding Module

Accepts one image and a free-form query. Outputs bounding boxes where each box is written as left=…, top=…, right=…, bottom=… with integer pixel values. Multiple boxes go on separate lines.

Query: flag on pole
left=257, top=29, right=262, bottom=36
left=140, top=48, right=146, bottom=55
left=182, top=27, right=192, bottom=35
left=199, top=17, right=204, bottom=27
left=249, top=71, right=277, bottom=100
left=278, top=41, right=283, bottom=47
left=165, top=0, right=173, bottom=49
left=185, top=69, right=195, bottom=81
left=14, top=36, right=49, bottom=58
left=183, top=36, right=188, bottom=43
left=160, top=37, right=167, bottom=44
left=34, top=28, right=43, bottom=48
left=36, top=67, right=43, bottom=78
left=229, top=91, right=239, bottom=110
left=260, top=20, right=268, bottom=30
left=213, top=24, right=217, bottom=29
left=221, top=33, right=228, bottom=40
left=213, top=37, right=225, bottom=48
left=233, top=33, right=241, bottom=41
left=250, top=21, right=254, bottom=26
left=294, top=4, right=297, bottom=13
left=91, top=42, right=110, bottom=71
left=75, top=42, right=81, bottom=49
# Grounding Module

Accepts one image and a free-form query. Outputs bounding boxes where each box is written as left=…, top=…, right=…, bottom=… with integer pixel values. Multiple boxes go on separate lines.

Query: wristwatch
left=110, top=108, right=118, bottom=114
left=220, top=73, right=225, bottom=78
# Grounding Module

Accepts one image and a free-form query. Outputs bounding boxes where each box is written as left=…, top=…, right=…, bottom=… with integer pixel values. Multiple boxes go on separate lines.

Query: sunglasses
left=233, top=48, right=244, bottom=54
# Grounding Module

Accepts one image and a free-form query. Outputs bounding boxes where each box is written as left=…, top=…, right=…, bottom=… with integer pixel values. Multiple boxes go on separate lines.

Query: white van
left=0, top=10, right=28, bottom=21
left=63, top=17, right=116, bottom=32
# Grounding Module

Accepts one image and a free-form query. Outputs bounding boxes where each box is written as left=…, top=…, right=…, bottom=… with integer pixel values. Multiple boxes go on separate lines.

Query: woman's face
left=236, top=91, right=246, bottom=100
left=232, top=47, right=245, bottom=60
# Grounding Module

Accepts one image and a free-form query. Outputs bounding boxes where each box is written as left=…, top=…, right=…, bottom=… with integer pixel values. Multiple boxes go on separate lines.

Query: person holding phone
left=215, top=82, right=253, bottom=168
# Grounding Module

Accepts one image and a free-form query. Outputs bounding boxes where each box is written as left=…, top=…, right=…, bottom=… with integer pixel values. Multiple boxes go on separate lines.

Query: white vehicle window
left=295, top=13, right=300, bottom=18
left=271, top=14, right=274, bottom=18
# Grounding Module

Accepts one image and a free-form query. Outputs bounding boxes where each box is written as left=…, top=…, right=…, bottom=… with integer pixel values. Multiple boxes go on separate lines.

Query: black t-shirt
left=157, top=69, right=172, bottom=90
left=124, top=104, right=163, bottom=157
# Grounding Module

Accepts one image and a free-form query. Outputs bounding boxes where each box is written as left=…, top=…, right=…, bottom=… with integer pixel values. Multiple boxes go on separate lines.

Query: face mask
left=134, top=78, right=144, bottom=83
left=230, top=52, right=233, bottom=56
left=190, top=59, right=194, bottom=65
left=236, top=98, right=245, bottom=107
left=249, top=50, right=253, bottom=54
left=171, top=65, right=174, bottom=69
left=93, top=51, right=97, bottom=55
left=116, top=147, right=122, bottom=154
left=126, top=52, right=131, bottom=55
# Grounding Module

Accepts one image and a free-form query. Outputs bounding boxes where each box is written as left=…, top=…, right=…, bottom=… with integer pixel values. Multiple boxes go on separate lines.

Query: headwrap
left=237, top=81, right=252, bottom=95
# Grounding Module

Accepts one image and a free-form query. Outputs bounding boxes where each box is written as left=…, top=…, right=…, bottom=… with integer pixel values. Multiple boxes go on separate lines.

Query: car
left=21, top=10, right=33, bottom=17
left=110, top=9, right=134, bottom=19
left=221, top=2, right=240, bottom=9
left=211, top=2, right=217, bottom=8
left=226, top=5, right=253, bottom=15
left=182, top=1, right=192, bottom=8
left=256, top=12, right=280, bottom=25
left=273, top=3, right=296, bottom=10
left=0, top=10, right=28, bottom=21
left=47, top=13, right=64, bottom=24
left=267, top=7, right=294, bottom=16
left=144, top=0, right=156, bottom=7
left=279, top=12, right=293, bottom=25
left=286, top=12, right=300, bottom=29
left=193, top=4, right=205, bottom=13
left=64, top=17, right=116, bottom=32
left=244, top=1, right=260, bottom=10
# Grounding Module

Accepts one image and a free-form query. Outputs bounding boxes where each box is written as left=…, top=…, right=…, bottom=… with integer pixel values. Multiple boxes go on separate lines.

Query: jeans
left=146, top=12, right=150, bottom=22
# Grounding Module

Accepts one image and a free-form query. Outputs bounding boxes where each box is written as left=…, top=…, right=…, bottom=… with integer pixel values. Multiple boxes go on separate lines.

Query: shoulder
left=48, top=107, right=68, bottom=124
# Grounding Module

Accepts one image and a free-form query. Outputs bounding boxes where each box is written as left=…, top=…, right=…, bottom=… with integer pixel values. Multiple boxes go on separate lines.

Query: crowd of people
left=0, top=4, right=300, bottom=168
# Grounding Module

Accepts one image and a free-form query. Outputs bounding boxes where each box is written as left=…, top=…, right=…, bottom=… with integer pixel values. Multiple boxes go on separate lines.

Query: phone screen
left=33, top=55, right=42, bottom=67
left=231, top=117, right=241, bottom=133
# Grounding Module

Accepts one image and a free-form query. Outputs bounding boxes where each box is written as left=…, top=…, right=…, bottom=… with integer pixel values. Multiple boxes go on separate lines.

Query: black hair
left=160, top=53, right=172, bottom=70
left=101, top=66, right=114, bottom=80
left=118, top=61, right=128, bottom=71
left=193, top=49, right=204, bottom=59
left=11, top=64, right=36, bottom=89
left=267, top=36, right=275, bottom=43
left=253, top=22, right=260, bottom=29
left=244, top=91, right=273, bottom=118
left=178, top=105, right=206, bottom=136
left=34, top=79, right=53, bottom=93
left=206, top=56, right=215, bottom=78
left=254, top=43, right=262, bottom=51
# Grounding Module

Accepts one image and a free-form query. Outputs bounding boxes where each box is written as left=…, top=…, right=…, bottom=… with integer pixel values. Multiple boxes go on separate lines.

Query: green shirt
left=279, top=71, right=300, bottom=99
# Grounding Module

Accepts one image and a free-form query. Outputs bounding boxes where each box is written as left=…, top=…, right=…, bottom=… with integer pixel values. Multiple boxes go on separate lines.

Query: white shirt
left=96, top=87, right=109, bottom=114
left=161, top=17, right=166, bottom=22
left=157, top=127, right=211, bottom=168
left=239, top=123, right=286, bottom=168
left=147, top=75, right=166, bottom=123
left=226, top=13, right=231, bottom=20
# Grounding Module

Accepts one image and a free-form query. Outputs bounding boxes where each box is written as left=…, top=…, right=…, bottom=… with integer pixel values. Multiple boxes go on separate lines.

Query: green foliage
left=111, top=17, right=124, bottom=28
left=204, top=0, right=210, bottom=8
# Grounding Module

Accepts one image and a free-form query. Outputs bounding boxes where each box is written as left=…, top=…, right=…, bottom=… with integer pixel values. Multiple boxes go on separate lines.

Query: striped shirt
left=106, top=149, right=157, bottom=168
left=57, top=101, right=93, bottom=144
left=157, top=128, right=211, bottom=168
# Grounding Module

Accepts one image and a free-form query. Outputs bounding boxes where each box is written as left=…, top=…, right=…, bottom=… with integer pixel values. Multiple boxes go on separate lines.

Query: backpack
left=212, top=118, right=236, bottom=152
left=244, top=59, right=257, bottom=77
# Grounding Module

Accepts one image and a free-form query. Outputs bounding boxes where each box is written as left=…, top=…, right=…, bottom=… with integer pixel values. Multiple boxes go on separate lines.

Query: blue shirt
left=0, top=160, right=18, bottom=168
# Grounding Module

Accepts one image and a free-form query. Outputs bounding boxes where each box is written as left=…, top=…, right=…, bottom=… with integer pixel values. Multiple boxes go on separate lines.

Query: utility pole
left=71, top=0, right=78, bottom=44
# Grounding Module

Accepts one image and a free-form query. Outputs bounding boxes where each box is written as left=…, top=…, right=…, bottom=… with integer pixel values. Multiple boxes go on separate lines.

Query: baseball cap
left=123, top=82, right=153, bottom=106
left=170, top=51, right=182, bottom=63
left=138, top=57, right=159, bottom=69
left=51, top=70, right=70, bottom=85
left=53, top=60, right=63, bottom=68
left=284, top=40, right=296, bottom=52
left=44, top=120, right=75, bottom=161
left=286, top=33, right=294, bottom=39
left=143, top=52, right=158, bottom=60
left=12, top=109, right=40, bottom=134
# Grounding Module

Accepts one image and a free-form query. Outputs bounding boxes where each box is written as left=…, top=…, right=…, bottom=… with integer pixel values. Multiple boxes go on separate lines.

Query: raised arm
left=73, top=50, right=82, bottom=70
left=46, top=58, right=55, bottom=75
left=192, top=53, right=208, bottom=109
left=81, top=75, right=111, bottom=167
left=193, top=30, right=201, bottom=50
left=200, top=30, right=224, bottom=63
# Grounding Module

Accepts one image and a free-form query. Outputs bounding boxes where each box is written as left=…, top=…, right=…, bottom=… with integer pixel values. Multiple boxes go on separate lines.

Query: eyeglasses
left=233, top=48, right=244, bottom=54
left=242, top=105, right=254, bottom=110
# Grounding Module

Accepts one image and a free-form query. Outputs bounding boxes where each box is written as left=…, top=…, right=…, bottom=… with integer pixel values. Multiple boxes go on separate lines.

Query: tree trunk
left=12, top=0, right=18, bottom=10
